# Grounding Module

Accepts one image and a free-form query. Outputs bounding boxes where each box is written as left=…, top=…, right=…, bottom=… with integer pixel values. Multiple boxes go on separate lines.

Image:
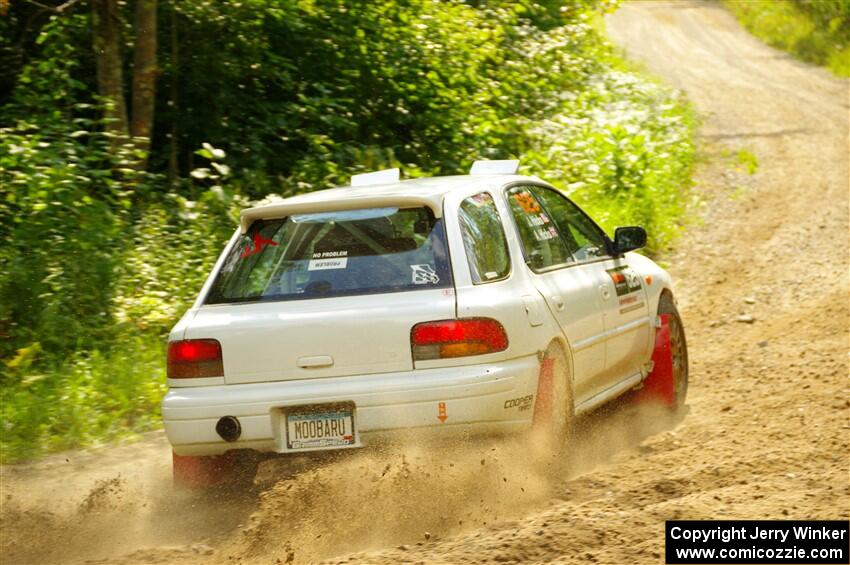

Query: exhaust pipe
left=216, top=415, right=241, bottom=442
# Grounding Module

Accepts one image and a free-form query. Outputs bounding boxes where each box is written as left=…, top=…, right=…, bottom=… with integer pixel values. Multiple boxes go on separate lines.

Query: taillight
left=411, top=318, right=508, bottom=360
left=167, top=339, right=223, bottom=379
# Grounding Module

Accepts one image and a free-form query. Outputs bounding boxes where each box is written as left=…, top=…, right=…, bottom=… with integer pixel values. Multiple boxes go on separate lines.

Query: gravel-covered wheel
left=532, top=342, right=576, bottom=454
left=658, top=293, right=689, bottom=411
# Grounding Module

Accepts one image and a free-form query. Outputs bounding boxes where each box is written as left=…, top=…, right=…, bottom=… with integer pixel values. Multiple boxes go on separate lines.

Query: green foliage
left=1, top=338, right=166, bottom=462
left=0, top=123, right=119, bottom=354
left=736, top=148, right=759, bottom=175
left=0, top=14, right=125, bottom=358
left=723, top=0, right=850, bottom=77
left=112, top=185, right=246, bottom=334
left=158, top=0, right=505, bottom=190
left=515, top=52, right=696, bottom=253
left=0, top=0, right=695, bottom=461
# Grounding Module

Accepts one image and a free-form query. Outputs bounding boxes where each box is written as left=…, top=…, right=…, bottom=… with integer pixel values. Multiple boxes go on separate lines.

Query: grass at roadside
left=1, top=339, right=166, bottom=463
left=723, top=0, right=850, bottom=77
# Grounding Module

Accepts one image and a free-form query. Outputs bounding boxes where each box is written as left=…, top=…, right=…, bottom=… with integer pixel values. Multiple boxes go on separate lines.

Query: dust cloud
left=0, top=398, right=677, bottom=564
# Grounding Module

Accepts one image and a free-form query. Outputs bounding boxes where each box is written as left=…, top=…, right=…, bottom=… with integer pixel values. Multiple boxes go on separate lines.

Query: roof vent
left=350, top=168, right=400, bottom=187
left=469, top=159, right=519, bottom=175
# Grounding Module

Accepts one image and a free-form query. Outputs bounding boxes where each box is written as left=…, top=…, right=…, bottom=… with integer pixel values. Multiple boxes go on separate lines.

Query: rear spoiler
left=240, top=193, right=443, bottom=233
left=350, top=168, right=399, bottom=187
left=240, top=160, right=521, bottom=232
left=469, top=159, right=519, bottom=175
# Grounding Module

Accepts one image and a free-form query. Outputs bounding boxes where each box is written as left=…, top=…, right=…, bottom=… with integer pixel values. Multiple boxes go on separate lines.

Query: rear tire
left=173, top=450, right=260, bottom=490
left=531, top=343, right=576, bottom=455
left=658, top=293, right=689, bottom=411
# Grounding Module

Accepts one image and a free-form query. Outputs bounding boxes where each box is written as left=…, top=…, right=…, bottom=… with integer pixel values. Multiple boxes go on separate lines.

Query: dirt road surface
left=2, top=1, right=848, bottom=563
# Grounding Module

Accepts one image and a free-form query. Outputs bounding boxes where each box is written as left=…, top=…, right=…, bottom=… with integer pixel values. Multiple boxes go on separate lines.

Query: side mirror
left=612, top=226, right=647, bottom=254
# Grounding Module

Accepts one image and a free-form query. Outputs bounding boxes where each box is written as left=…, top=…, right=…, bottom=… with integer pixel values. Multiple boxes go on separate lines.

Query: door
left=598, top=259, right=652, bottom=381
left=503, top=185, right=607, bottom=403
left=529, top=186, right=651, bottom=389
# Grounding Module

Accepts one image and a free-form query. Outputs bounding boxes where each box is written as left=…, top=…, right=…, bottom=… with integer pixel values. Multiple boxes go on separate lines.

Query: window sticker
left=468, top=193, right=491, bottom=206
left=241, top=233, right=278, bottom=259
left=308, top=250, right=349, bottom=271
left=525, top=212, right=551, bottom=228
left=532, top=226, right=558, bottom=241
left=411, top=264, right=440, bottom=285
left=512, top=191, right=541, bottom=214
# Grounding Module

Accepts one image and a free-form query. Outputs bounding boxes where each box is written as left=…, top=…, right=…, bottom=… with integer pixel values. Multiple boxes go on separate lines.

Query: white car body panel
left=186, top=289, right=455, bottom=385
left=161, top=173, right=675, bottom=456
left=164, top=355, right=539, bottom=456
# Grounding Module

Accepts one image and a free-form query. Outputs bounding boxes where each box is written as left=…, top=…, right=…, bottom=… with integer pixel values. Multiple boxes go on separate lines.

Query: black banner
left=666, top=520, right=849, bottom=564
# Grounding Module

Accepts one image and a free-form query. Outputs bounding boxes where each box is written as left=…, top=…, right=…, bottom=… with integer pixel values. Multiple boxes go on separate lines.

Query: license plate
left=285, top=403, right=356, bottom=451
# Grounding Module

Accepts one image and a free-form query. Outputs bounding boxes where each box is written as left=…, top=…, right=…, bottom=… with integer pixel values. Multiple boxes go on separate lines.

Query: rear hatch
left=189, top=206, right=455, bottom=384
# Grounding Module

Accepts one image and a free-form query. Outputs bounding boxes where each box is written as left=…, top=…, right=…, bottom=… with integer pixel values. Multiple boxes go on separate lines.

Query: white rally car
left=163, top=160, right=688, bottom=487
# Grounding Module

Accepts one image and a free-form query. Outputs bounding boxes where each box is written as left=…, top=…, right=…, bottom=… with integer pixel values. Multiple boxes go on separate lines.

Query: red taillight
left=411, top=318, right=508, bottom=360
left=167, top=339, right=223, bottom=379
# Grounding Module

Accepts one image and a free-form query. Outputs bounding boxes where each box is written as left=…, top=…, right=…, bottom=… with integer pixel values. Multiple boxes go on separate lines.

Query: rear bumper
left=162, top=355, right=540, bottom=456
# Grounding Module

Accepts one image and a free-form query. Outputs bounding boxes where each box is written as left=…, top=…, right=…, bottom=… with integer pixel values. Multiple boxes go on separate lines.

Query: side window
left=531, top=187, right=610, bottom=262
left=505, top=186, right=572, bottom=271
left=458, top=192, right=511, bottom=283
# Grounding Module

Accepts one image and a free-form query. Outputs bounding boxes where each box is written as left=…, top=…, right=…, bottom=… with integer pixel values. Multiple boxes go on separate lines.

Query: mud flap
left=172, top=451, right=235, bottom=489
left=634, top=313, right=675, bottom=407
left=532, top=357, right=555, bottom=427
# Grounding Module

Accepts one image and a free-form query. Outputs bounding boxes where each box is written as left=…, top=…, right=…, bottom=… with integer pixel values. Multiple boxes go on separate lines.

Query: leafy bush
left=0, top=14, right=128, bottom=358
left=520, top=66, right=695, bottom=252
left=723, top=0, right=850, bottom=77
left=112, top=184, right=246, bottom=334
left=1, top=338, right=166, bottom=461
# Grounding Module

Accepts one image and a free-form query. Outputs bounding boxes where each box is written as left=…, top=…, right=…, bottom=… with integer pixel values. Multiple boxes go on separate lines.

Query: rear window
left=206, top=207, right=452, bottom=304
left=458, top=192, right=511, bottom=283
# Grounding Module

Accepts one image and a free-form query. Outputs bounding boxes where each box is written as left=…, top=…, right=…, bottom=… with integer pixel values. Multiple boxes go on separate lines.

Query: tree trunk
left=131, top=0, right=157, bottom=170
left=92, top=0, right=128, bottom=150
left=168, top=0, right=179, bottom=184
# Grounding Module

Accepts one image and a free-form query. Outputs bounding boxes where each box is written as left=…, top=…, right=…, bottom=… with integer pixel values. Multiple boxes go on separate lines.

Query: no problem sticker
left=308, top=250, right=349, bottom=271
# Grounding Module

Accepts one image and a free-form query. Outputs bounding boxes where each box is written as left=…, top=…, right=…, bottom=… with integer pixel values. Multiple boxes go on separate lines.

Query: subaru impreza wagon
left=162, top=160, right=688, bottom=487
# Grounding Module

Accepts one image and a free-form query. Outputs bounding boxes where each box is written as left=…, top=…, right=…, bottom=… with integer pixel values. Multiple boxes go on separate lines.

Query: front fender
left=624, top=252, right=675, bottom=316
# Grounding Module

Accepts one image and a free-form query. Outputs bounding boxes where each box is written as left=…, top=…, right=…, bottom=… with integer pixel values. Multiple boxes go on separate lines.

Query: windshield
left=206, top=207, right=452, bottom=304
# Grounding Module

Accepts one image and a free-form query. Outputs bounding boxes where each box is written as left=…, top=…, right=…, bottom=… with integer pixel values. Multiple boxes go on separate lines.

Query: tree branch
left=55, top=0, right=83, bottom=12
left=21, top=0, right=83, bottom=13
